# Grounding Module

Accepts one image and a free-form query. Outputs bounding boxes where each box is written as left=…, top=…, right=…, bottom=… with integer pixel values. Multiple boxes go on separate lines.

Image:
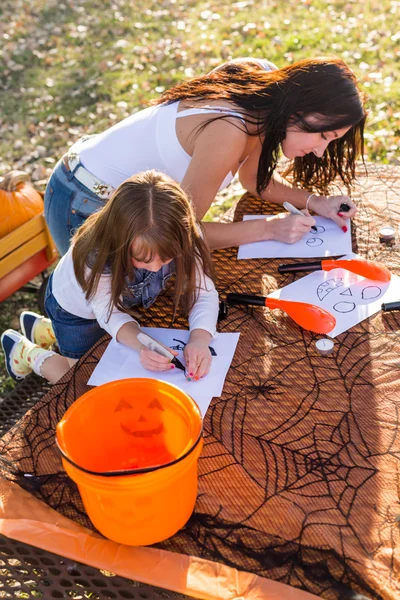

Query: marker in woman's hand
left=337, top=202, right=350, bottom=232
left=283, top=201, right=318, bottom=232
left=338, top=202, right=350, bottom=216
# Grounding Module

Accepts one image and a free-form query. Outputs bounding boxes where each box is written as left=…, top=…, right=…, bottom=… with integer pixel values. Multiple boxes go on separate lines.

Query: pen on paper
left=283, top=201, right=318, bottom=233
left=137, top=332, right=186, bottom=371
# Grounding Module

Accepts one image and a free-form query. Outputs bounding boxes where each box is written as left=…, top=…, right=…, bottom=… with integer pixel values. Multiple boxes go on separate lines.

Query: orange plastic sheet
left=0, top=479, right=319, bottom=600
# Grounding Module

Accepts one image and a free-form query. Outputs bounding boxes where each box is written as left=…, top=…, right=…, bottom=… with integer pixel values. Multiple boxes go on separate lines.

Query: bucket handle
left=56, top=426, right=203, bottom=477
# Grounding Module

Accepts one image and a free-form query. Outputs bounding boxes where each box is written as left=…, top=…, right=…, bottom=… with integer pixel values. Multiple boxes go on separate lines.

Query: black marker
left=338, top=202, right=351, bottom=213
left=218, top=300, right=228, bottom=322
left=283, top=201, right=318, bottom=233
left=381, top=301, right=400, bottom=312
left=137, top=332, right=185, bottom=371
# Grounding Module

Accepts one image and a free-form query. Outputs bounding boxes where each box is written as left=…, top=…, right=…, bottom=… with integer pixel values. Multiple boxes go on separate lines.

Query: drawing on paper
left=317, top=278, right=345, bottom=301
left=238, top=216, right=352, bottom=259
left=332, top=285, right=382, bottom=313
left=267, top=254, right=399, bottom=338
left=306, top=238, right=324, bottom=247
left=170, top=338, right=217, bottom=356
left=88, top=327, right=240, bottom=416
left=340, top=288, right=353, bottom=296
left=361, top=286, right=382, bottom=300
left=333, top=301, right=356, bottom=313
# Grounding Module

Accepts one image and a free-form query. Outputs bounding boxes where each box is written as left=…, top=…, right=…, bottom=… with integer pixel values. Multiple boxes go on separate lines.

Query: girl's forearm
left=189, top=328, right=212, bottom=344
left=116, top=320, right=142, bottom=351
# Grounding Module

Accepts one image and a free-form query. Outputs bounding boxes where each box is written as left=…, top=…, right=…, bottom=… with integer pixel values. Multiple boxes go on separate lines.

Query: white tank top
left=79, top=58, right=277, bottom=191
left=79, top=102, right=245, bottom=191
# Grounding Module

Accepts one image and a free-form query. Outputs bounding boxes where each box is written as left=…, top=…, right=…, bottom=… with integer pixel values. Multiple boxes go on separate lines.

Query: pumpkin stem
left=0, top=170, right=31, bottom=192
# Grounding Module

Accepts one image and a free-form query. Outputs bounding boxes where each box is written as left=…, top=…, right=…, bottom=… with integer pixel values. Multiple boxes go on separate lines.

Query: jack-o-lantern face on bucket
left=114, top=396, right=173, bottom=469
left=115, top=396, right=165, bottom=438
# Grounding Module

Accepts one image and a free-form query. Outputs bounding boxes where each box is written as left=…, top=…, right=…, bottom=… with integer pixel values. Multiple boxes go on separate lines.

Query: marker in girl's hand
left=137, top=332, right=185, bottom=371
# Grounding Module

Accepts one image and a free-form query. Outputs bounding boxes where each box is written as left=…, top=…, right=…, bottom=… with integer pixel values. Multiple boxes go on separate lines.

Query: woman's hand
left=139, top=346, right=179, bottom=372
left=308, top=195, right=357, bottom=232
left=184, top=329, right=213, bottom=381
left=265, top=213, right=316, bottom=244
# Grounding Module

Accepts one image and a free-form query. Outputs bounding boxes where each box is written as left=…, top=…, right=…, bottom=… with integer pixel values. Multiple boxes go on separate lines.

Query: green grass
left=1, top=0, right=399, bottom=392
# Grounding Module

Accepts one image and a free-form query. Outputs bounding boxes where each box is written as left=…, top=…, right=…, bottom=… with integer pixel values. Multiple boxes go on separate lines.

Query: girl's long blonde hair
left=72, top=170, right=215, bottom=319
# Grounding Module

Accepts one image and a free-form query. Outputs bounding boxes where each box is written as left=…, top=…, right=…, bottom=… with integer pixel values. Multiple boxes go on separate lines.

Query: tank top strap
left=176, top=105, right=245, bottom=123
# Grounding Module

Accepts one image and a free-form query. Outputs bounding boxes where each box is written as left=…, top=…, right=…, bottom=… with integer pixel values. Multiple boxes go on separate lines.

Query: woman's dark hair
left=72, top=170, right=214, bottom=320
left=158, top=57, right=366, bottom=194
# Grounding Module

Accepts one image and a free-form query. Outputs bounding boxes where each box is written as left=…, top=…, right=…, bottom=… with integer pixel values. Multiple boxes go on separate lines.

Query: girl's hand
left=308, top=195, right=357, bottom=232
left=139, top=346, right=179, bottom=372
left=266, top=213, right=316, bottom=244
left=184, top=330, right=213, bottom=381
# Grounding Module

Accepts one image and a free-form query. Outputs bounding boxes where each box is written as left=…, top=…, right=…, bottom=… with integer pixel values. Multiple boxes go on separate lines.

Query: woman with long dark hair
left=44, top=56, right=366, bottom=255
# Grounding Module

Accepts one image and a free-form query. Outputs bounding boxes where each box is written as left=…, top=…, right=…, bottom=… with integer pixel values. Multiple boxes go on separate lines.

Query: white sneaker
left=1, top=329, right=32, bottom=381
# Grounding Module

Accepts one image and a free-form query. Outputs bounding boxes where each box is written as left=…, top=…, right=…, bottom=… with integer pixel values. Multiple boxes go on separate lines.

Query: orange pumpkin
left=0, top=170, right=44, bottom=238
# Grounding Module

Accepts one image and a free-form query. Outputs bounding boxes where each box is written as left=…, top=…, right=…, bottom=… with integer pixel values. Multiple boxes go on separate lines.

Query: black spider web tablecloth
left=0, top=163, right=399, bottom=600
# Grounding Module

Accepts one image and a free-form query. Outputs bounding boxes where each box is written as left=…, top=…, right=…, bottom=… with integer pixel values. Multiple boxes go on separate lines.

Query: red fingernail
left=342, top=225, right=348, bottom=233
left=170, top=364, right=175, bottom=369
left=189, top=372, right=194, bottom=377
left=338, top=212, right=344, bottom=217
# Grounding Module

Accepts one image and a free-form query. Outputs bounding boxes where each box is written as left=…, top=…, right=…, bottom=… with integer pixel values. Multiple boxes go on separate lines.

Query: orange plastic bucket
left=56, top=378, right=203, bottom=546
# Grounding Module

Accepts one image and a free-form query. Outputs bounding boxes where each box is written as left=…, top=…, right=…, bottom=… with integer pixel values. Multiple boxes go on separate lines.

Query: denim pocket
left=45, top=289, right=74, bottom=324
left=71, top=191, right=105, bottom=218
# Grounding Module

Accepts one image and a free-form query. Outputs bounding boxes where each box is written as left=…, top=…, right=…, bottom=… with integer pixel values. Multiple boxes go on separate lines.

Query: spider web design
left=0, top=163, right=399, bottom=600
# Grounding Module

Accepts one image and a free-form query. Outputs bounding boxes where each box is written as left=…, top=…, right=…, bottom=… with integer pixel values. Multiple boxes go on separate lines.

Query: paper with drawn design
left=238, top=215, right=352, bottom=259
left=88, top=327, right=240, bottom=416
left=267, top=254, right=400, bottom=337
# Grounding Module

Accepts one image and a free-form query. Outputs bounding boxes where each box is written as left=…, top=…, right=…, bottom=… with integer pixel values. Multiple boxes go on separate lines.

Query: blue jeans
left=44, top=274, right=105, bottom=359
left=44, top=159, right=105, bottom=255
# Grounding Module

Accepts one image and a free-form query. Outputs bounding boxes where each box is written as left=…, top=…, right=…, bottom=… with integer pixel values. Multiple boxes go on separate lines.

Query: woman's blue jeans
left=44, top=159, right=105, bottom=255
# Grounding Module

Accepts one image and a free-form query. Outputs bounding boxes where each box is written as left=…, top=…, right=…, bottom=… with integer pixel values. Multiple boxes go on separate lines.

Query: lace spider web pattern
left=0, top=163, right=399, bottom=599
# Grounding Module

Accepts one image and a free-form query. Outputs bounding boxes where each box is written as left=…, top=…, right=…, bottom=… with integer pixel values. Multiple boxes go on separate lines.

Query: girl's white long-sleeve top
left=51, top=247, right=219, bottom=339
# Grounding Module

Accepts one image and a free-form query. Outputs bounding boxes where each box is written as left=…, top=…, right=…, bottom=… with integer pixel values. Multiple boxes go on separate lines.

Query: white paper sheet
left=88, top=328, right=240, bottom=416
left=267, top=254, right=400, bottom=337
left=237, top=215, right=352, bottom=259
